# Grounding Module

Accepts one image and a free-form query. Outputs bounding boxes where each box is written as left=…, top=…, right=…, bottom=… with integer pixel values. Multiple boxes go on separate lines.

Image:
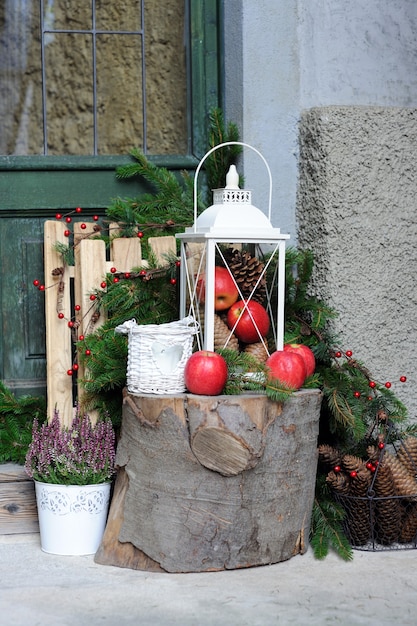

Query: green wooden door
left=0, top=0, right=222, bottom=399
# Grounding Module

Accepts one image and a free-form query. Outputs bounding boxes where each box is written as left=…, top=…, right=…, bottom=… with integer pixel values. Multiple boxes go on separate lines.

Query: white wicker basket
left=115, top=316, right=199, bottom=394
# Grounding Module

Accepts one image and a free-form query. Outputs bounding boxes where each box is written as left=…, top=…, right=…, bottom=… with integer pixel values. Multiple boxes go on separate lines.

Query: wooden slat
left=0, top=479, right=39, bottom=535
left=44, top=220, right=73, bottom=425
left=74, top=238, right=107, bottom=415
left=43, top=222, right=177, bottom=425
left=0, top=463, right=29, bottom=483
left=111, top=237, right=142, bottom=272
left=148, top=236, right=176, bottom=265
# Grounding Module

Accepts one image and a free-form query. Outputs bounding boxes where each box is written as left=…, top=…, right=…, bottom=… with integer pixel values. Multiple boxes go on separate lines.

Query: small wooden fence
left=43, top=220, right=176, bottom=426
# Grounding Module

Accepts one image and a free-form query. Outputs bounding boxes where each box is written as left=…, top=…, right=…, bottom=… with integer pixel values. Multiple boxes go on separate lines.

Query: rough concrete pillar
left=297, top=106, right=417, bottom=417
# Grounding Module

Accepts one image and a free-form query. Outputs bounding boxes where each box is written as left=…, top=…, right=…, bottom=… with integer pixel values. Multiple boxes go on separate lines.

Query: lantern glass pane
left=180, top=240, right=286, bottom=355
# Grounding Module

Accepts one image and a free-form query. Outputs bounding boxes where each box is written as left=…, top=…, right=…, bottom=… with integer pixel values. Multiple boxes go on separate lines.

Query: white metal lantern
left=176, top=142, right=290, bottom=357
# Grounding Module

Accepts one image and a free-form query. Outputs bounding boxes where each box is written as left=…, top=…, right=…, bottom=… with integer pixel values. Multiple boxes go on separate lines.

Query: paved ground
left=1, top=533, right=417, bottom=625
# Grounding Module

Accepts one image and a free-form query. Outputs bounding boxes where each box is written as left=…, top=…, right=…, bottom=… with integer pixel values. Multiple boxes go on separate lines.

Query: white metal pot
left=34, top=481, right=111, bottom=555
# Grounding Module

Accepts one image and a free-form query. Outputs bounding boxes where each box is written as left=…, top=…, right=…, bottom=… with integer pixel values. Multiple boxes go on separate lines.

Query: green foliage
left=111, top=148, right=197, bottom=237
left=205, top=107, right=244, bottom=193
left=218, top=349, right=294, bottom=403
left=53, top=241, right=74, bottom=266
left=78, top=266, right=179, bottom=424
left=310, top=478, right=353, bottom=561
left=0, top=382, right=46, bottom=464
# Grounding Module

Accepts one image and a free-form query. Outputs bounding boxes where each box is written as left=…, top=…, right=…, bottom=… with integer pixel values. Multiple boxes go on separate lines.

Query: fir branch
left=0, top=381, right=46, bottom=464
left=205, top=107, right=243, bottom=193
left=53, top=242, right=74, bottom=266
left=310, top=494, right=353, bottom=561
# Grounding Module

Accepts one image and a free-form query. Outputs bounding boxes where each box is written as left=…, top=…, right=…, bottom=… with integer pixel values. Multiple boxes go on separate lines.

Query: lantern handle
left=193, top=141, right=273, bottom=233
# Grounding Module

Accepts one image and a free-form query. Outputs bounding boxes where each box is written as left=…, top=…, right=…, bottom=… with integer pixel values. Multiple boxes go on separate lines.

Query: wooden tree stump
left=95, top=389, right=322, bottom=573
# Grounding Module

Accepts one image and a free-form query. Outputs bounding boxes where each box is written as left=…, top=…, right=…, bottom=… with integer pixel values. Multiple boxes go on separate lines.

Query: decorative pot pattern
left=37, top=485, right=109, bottom=515
left=34, top=481, right=111, bottom=555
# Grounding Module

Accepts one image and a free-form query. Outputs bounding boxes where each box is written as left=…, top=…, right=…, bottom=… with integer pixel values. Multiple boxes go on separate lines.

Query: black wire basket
left=323, top=418, right=417, bottom=551
left=335, top=492, right=417, bottom=551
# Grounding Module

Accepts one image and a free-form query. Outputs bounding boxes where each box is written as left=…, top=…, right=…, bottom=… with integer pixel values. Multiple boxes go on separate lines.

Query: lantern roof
left=180, top=164, right=287, bottom=241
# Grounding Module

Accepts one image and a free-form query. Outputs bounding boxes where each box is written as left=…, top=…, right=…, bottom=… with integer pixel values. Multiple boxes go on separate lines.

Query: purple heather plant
left=25, top=408, right=116, bottom=485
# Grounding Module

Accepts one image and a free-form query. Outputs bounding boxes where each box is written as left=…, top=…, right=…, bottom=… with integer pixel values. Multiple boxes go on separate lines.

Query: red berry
left=137, top=231, right=144, bottom=238
left=64, top=230, right=71, bottom=237
left=350, top=471, right=357, bottom=478
left=110, top=267, right=117, bottom=274
left=80, top=223, right=87, bottom=229
left=58, top=312, right=65, bottom=319
left=67, top=369, right=73, bottom=376
left=400, top=376, right=407, bottom=383
left=85, top=349, right=91, bottom=356
left=369, top=381, right=376, bottom=388
left=79, top=335, right=85, bottom=341
left=366, top=462, right=374, bottom=470
left=65, top=216, right=72, bottom=223
left=55, top=213, right=62, bottom=220
left=75, top=206, right=82, bottom=213
left=90, top=294, right=96, bottom=301
left=334, top=465, right=341, bottom=473
left=100, top=281, right=107, bottom=289
left=367, top=396, right=373, bottom=401
left=113, top=277, right=119, bottom=283
left=170, top=278, right=177, bottom=285
left=175, top=260, right=181, bottom=267
left=385, top=381, right=392, bottom=389
left=33, top=279, right=40, bottom=287
left=72, top=363, right=79, bottom=371
left=39, top=285, right=45, bottom=291
left=378, top=442, right=385, bottom=450
left=74, top=304, right=81, bottom=311
left=334, top=351, right=342, bottom=358
left=345, top=350, right=353, bottom=358
left=139, top=270, right=147, bottom=276
left=68, top=321, right=74, bottom=328
left=124, top=272, right=131, bottom=279
left=93, top=215, right=99, bottom=221
left=354, top=391, right=361, bottom=398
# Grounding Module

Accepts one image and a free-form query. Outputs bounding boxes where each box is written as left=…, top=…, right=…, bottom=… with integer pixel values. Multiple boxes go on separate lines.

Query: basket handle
left=193, top=141, right=273, bottom=233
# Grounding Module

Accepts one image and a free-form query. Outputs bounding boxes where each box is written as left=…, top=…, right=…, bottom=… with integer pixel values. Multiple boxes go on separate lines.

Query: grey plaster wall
left=223, top=0, right=417, bottom=241
left=297, top=106, right=417, bottom=417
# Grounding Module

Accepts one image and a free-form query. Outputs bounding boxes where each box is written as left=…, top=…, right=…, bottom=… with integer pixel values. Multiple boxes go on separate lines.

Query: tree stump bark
left=95, top=389, right=322, bottom=573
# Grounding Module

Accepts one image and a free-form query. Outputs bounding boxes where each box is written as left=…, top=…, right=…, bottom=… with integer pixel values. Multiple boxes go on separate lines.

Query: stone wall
left=297, top=106, right=417, bottom=417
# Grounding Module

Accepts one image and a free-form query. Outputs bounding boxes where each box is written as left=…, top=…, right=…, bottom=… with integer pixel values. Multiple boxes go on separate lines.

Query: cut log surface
left=187, top=395, right=278, bottom=476
left=96, top=389, right=322, bottom=573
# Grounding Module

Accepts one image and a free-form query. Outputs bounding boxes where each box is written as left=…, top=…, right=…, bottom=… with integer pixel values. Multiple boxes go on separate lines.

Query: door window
left=0, top=0, right=189, bottom=156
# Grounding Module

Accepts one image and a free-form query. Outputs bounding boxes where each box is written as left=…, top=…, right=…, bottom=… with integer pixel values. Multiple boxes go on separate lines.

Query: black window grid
left=39, top=0, right=147, bottom=156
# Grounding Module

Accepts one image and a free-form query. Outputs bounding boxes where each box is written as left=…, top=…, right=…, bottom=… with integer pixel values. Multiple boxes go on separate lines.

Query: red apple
left=284, top=343, right=316, bottom=377
left=226, top=300, right=270, bottom=344
left=265, top=350, right=307, bottom=390
left=196, top=266, right=239, bottom=311
left=184, top=350, right=228, bottom=395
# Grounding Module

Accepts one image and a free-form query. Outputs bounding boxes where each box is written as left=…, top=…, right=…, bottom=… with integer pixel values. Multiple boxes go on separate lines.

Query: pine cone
left=366, top=445, right=379, bottom=463
left=244, top=341, right=269, bottom=364
left=397, top=437, right=417, bottom=476
left=342, top=454, right=367, bottom=475
left=318, top=444, right=342, bottom=470
left=326, top=470, right=350, bottom=494
left=224, top=249, right=267, bottom=304
left=384, top=452, right=417, bottom=498
left=373, top=458, right=402, bottom=545
left=214, top=313, right=239, bottom=352
left=399, top=501, right=417, bottom=543
left=326, top=466, right=371, bottom=546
